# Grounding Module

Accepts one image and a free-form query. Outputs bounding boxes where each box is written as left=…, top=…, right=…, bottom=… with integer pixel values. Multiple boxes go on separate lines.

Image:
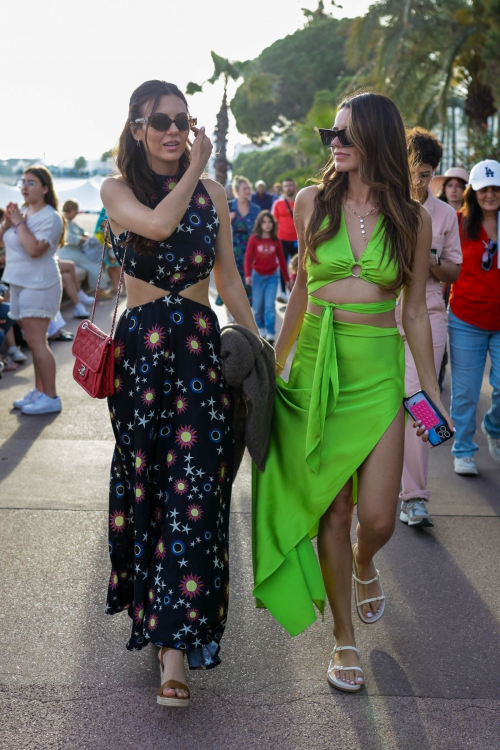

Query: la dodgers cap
left=469, top=160, right=500, bottom=191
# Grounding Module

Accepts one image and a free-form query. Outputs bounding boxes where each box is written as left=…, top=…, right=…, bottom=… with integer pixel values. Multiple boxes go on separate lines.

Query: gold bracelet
left=276, top=360, right=286, bottom=369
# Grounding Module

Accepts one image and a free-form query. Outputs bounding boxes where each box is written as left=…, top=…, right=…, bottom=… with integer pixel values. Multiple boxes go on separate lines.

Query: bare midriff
left=307, top=276, right=397, bottom=328
left=124, top=274, right=211, bottom=310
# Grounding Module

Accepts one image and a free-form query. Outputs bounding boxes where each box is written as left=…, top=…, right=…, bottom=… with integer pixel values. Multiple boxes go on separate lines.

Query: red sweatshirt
left=244, top=235, right=290, bottom=280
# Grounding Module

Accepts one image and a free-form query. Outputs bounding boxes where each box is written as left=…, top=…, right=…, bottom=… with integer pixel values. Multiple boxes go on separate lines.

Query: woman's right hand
left=190, top=126, right=213, bottom=174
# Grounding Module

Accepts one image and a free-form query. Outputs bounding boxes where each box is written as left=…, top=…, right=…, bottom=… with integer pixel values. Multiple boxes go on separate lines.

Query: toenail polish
left=357, top=678, right=363, bottom=683
left=367, top=612, right=372, bottom=618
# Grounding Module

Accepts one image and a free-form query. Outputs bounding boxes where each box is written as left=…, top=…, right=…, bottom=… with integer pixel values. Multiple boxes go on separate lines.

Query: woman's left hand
left=7, top=203, right=23, bottom=225
left=412, top=396, right=455, bottom=444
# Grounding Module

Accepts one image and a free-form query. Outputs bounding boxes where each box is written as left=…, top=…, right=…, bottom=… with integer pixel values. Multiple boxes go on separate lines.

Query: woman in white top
left=1, top=166, right=64, bottom=414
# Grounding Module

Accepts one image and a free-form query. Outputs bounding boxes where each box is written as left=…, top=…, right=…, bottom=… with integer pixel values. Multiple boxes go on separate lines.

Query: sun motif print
left=106, top=173, right=233, bottom=671
left=107, top=294, right=234, bottom=670
left=110, top=175, right=218, bottom=296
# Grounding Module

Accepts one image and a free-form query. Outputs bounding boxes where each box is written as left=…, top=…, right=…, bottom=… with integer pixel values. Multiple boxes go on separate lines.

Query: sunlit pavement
left=1, top=291, right=499, bottom=750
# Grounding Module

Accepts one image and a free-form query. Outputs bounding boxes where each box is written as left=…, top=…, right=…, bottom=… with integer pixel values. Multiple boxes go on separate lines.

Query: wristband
left=14, top=219, right=27, bottom=229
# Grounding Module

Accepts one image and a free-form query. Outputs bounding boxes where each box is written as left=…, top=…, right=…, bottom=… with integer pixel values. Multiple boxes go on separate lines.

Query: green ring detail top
left=252, top=210, right=406, bottom=637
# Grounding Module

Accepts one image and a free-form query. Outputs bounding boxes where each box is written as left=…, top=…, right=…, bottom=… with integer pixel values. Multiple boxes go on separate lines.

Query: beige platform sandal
left=157, top=647, right=190, bottom=707
left=327, top=645, right=364, bottom=693
left=352, top=543, right=386, bottom=624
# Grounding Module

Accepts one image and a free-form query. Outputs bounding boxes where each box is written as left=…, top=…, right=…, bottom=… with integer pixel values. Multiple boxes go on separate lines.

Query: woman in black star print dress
left=101, top=79, right=258, bottom=704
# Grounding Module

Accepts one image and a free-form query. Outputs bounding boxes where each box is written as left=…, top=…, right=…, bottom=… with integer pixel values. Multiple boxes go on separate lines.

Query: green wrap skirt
left=252, top=297, right=405, bottom=636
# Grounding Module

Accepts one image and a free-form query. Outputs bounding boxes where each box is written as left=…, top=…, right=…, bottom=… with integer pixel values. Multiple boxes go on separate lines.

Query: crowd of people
left=0, top=80, right=498, bottom=704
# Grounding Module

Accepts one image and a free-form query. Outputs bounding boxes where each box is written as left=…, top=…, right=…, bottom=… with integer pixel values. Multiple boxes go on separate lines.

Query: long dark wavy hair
left=460, top=186, right=488, bottom=241
left=23, top=165, right=66, bottom=247
left=304, top=92, right=421, bottom=292
left=115, top=80, right=192, bottom=253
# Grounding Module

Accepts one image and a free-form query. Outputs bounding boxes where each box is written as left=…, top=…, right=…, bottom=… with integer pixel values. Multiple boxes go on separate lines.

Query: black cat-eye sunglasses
left=318, top=127, right=354, bottom=148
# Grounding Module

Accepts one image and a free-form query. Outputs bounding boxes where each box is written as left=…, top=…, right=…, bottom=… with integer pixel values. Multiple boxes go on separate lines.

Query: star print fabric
left=110, top=174, right=219, bottom=293
left=107, top=295, right=235, bottom=669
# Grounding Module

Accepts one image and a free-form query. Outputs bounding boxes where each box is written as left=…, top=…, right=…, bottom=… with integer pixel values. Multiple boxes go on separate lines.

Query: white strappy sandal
left=327, top=645, right=364, bottom=693
left=352, top=543, right=386, bottom=624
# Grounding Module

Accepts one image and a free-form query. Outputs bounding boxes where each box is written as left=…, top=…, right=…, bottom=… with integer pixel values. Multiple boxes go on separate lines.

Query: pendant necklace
left=344, top=200, right=379, bottom=244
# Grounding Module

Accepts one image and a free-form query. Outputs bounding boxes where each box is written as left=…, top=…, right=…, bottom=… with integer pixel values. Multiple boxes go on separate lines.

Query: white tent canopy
left=0, top=178, right=104, bottom=212
left=57, top=179, right=103, bottom=212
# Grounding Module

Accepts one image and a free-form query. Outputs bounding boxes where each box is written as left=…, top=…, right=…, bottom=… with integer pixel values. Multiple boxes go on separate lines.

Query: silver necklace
left=344, top=200, right=379, bottom=244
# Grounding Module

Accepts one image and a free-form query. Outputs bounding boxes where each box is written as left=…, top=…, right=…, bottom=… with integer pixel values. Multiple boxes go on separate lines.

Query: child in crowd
left=244, top=210, right=291, bottom=344
left=288, top=253, right=299, bottom=288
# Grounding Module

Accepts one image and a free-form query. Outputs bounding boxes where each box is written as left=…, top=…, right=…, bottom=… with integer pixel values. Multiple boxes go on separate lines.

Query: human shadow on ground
left=0, top=411, right=60, bottom=484
left=380, top=524, right=500, bottom=700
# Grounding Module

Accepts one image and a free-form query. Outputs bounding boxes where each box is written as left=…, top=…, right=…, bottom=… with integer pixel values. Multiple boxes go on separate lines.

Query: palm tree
left=347, top=0, right=497, bottom=131
left=187, top=53, right=245, bottom=186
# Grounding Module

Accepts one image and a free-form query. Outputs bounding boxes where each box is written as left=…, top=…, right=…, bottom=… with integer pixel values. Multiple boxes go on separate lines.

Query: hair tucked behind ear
left=304, top=92, right=421, bottom=292
left=114, top=79, right=192, bottom=254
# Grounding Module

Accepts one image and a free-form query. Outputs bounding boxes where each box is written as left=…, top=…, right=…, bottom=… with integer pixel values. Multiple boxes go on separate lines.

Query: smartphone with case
left=403, top=390, right=453, bottom=446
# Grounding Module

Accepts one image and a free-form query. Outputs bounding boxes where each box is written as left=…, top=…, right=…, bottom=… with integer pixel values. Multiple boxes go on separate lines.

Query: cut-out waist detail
left=308, top=295, right=396, bottom=314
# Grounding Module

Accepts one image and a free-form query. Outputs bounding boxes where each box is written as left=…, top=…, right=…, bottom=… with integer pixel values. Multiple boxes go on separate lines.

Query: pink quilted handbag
left=72, top=223, right=126, bottom=398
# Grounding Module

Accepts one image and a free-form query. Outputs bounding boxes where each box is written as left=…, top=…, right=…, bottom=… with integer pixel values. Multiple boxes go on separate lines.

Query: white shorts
left=8, top=281, right=62, bottom=320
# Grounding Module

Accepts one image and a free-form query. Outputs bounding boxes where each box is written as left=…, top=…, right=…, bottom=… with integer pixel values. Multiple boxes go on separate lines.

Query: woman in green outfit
left=252, top=92, right=454, bottom=692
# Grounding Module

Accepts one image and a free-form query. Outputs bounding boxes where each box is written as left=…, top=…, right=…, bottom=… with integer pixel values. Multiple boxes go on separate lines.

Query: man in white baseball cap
left=469, top=159, right=500, bottom=190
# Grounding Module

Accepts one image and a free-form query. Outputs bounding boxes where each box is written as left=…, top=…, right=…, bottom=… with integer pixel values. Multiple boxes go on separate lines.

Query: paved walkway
left=1, top=292, right=499, bottom=750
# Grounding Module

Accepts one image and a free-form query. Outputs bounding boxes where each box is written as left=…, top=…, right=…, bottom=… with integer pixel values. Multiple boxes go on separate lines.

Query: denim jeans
left=252, top=270, right=280, bottom=336
left=0, top=302, right=13, bottom=348
left=448, top=309, right=500, bottom=457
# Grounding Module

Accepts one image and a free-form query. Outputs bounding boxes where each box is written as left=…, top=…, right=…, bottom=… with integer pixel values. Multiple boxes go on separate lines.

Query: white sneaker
left=7, top=345, right=27, bottom=363
left=78, top=289, right=95, bottom=306
left=13, top=388, right=39, bottom=409
left=454, top=456, right=479, bottom=475
left=400, top=499, right=434, bottom=527
left=73, top=302, right=89, bottom=318
left=21, top=393, right=62, bottom=415
left=481, top=421, right=500, bottom=463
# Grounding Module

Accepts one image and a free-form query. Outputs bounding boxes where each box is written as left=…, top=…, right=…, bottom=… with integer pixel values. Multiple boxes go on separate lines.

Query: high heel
left=157, top=646, right=190, bottom=707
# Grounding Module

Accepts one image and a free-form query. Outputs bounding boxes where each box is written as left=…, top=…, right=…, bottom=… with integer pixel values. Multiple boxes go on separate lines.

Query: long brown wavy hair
left=304, top=92, right=421, bottom=292
left=23, top=165, right=66, bottom=248
left=115, top=80, right=192, bottom=253
left=460, top=186, right=487, bottom=241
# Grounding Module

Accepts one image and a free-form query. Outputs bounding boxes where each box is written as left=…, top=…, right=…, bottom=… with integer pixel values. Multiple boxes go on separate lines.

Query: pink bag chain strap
left=90, top=221, right=127, bottom=338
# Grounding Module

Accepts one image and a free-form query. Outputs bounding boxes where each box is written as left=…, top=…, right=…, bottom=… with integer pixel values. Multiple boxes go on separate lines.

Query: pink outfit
left=396, top=188, right=462, bottom=501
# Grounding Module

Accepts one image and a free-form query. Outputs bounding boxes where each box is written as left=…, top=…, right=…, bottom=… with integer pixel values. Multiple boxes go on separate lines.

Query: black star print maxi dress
left=106, top=173, right=235, bottom=669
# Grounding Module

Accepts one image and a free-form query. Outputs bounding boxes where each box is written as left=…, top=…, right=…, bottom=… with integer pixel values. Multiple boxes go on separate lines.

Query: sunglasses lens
left=319, top=130, right=334, bottom=147
left=337, top=129, right=354, bottom=147
left=175, top=115, right=190, bottom=131
left=149, top=114, right=172, bottom=131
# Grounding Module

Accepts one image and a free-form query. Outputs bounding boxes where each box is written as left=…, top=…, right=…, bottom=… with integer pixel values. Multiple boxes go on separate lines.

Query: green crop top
left=306, top=211, right=400, bottom=296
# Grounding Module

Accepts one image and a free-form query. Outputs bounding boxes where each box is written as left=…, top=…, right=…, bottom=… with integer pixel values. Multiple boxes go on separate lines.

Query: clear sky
left=1, top=0, right=371, bottom=165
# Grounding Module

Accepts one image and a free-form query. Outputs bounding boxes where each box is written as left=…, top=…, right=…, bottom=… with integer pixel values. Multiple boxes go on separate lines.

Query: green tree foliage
left=347, top=0, right=498, bottom=130
left=231, top=148, right=297, bottom=188
left=74, top=156, right=87, bottom=171
left=101, top=150, right=112, bottom=162
left=232, top=89, right=340, bottom=189
left=231, top=17, right=349, bottom=142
